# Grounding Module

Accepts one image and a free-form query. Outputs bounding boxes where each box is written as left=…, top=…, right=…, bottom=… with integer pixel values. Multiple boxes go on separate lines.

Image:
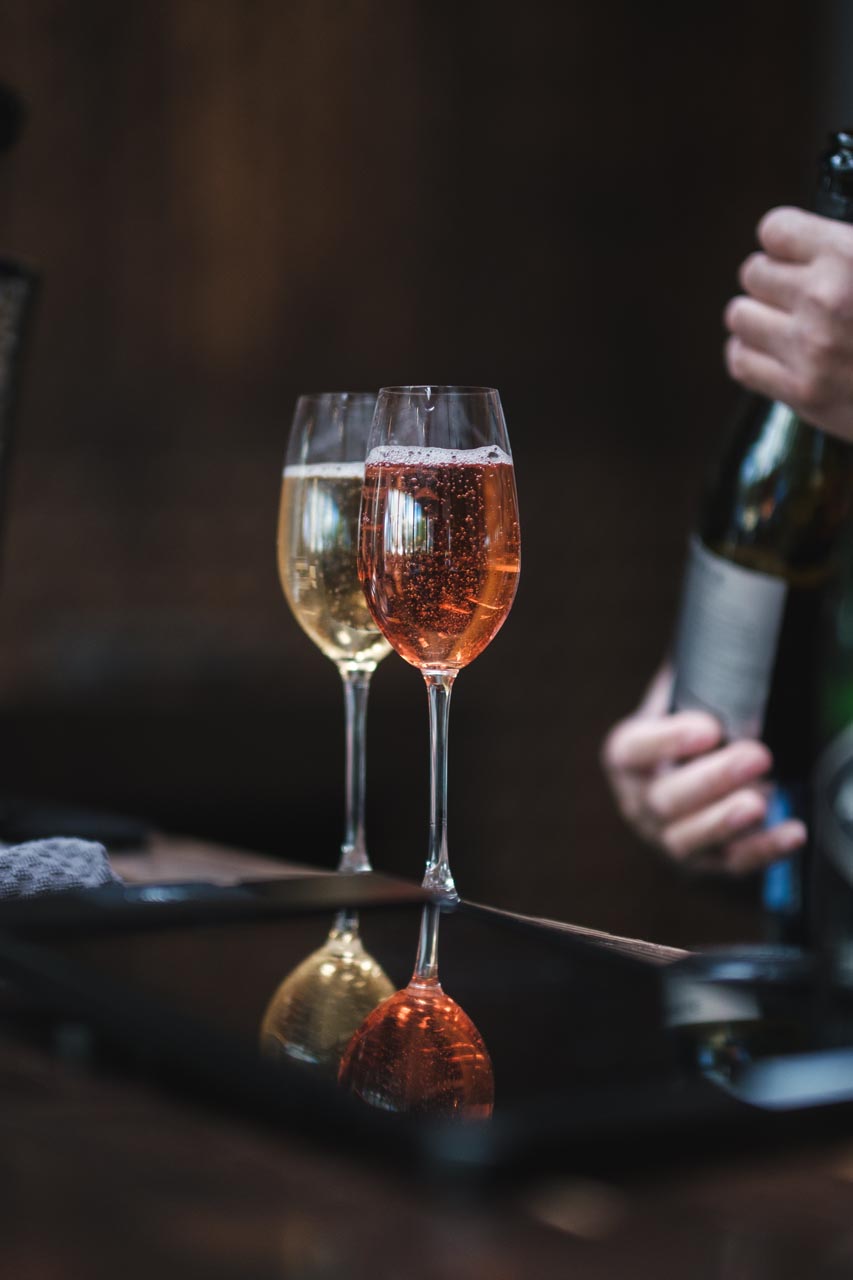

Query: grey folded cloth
left=0, top=838, right=121, bottom=899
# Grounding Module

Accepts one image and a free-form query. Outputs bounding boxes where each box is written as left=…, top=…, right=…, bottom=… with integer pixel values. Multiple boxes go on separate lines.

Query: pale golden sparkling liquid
left=278, top=463, right=392, bottom=669
left=260, top=922, right=395, bottom=1077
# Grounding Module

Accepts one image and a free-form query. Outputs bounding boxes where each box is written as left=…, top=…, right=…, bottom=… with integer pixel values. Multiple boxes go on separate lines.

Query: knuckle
left=600, top=726, right=625, bottom=773
left=791, top=366, right=831, bottom=412
left=725, top=336, right=746, bottom=378
left=739, top=252, right=763, bottom=290
left=798, top=322, right=836, bottom=369
left=839, top=241, right=853, bottom=276
left=825, top=223, right=853, bottom=268
left=733, top=741, right=772, bottom=776
left=723, top=295, right=746, bottom=331
left=806, top=265, right=853, bottom=321
left=758, top=206, right=795, bottom=253
left=659, top=826, right=688, bottom=862
left=786, top=336, right=831, bottom=404
left=643, top=783, right=672, bottom=825
left=809, top=283, right=844, bottom=321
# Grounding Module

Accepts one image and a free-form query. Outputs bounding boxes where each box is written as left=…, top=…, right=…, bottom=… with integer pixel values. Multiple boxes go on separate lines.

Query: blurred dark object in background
left=0, top=81, right=37, bottom=549
left=0, top=794, right=149, bottom=851
left=0, top=1, right=845, bottom=946
left=0, top=259, right=37, bottom=550
left=0, top=82, right=25, bottom=153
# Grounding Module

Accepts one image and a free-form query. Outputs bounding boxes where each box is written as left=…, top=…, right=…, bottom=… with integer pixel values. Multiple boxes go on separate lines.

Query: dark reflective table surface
left=3, top=861, right=853, bottom=1274
left=3, top=874, right=853, bottom=1185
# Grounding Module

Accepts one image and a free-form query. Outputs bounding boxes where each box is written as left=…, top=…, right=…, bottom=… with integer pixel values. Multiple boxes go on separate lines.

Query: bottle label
left=814, top=722, right=853, bottom=888
left=671, top=536, right=787, bottom=739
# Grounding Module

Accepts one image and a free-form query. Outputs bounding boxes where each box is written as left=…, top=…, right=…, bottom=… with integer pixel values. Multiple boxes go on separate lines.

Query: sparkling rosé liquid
left=338, top=976, right=494, bottom=1120
left=358, top=447, right=520, bottom=670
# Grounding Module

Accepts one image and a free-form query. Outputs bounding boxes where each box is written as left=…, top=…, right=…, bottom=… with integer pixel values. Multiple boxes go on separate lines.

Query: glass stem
left=413, top=902, right=441, bottom=983
left=331, top=907, right=358, bottom=937
left=423, top=671, right=458, bottom=901
left=339, top=668, right=372, bottom=876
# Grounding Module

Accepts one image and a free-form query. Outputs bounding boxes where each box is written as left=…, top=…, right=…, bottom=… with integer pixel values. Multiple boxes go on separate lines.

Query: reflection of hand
left=724, top=207, right=853, bottom=444
left=600, top=666, right=808, bottom=874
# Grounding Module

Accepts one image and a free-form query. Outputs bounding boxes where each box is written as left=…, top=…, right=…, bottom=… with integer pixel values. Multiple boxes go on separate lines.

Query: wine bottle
left=670, top=131, right=853, bottom=943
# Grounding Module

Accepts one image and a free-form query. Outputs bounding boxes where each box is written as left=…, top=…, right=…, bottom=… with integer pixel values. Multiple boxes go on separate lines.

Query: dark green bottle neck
left=814, top=188, right=853, bottom=222
left=698, top=395, right=853, bottom=578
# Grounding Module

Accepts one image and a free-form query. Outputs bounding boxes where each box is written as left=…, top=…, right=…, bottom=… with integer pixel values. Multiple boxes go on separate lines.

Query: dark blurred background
left=0, top=0, right=849, bottom=946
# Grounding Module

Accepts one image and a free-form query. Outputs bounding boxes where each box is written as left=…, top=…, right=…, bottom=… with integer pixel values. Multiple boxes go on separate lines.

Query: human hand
left=600, top=666, right=808, bottom=874
left=724, top=206, right=853, bottom=442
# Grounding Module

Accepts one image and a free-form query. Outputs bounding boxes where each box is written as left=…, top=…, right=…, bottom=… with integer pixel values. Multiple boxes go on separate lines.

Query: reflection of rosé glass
left=358, top=386, right=520, bottom=900
left=339, top=903, right=494, bottom=1120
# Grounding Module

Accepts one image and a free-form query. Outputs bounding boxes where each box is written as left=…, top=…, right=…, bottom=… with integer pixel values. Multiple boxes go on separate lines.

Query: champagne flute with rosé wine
left=339, top=386, right=519, bottom=1118
left=357, top=385, right=521, bottom=899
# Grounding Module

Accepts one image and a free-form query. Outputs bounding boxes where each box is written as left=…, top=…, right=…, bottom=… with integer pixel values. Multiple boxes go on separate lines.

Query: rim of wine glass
left=378, top=385, right=498, bottom=397
left=295, top=391, right=377, bottom=404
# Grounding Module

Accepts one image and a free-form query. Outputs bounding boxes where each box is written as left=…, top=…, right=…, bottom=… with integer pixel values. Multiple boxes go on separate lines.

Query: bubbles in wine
left=260, top=924, right=395, bottom=1077
left=358, top=452, right=520, bottom=669
left=338, top=976, right=494, bottom=1120
left=278, top=464, right=392, bottom=668
left=283, top=461, right=367, bottom=479
left=365, top=445, right=513, bottom=468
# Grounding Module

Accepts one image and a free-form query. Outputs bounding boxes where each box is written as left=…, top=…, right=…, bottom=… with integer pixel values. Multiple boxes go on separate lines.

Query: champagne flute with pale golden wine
left=262, top=393, right=394, bottom=1072
left=278, top=391, right=392, bottom=878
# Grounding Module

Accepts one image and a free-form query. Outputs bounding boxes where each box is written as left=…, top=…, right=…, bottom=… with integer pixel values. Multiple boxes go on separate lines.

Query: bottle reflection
left=338, top=904, right=494, bottom=1120
left=260, top=909, right=394, bottom=1077
left=663, top=948, right=811, bottom=1089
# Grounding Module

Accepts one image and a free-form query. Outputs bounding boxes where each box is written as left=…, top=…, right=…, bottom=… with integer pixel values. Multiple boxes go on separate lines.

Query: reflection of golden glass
left=338, top=905, right=494, bottom=1120
left=260, top=913, right=394, bottom=1077
left=265, top=395, right=396, bottom=1077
